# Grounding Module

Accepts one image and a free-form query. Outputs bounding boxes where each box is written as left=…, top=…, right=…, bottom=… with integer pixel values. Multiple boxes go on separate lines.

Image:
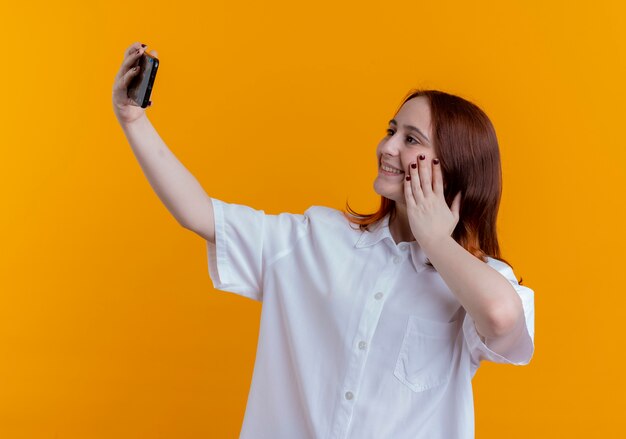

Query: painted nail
left=406, top=175, right=411, bottom=181
left=433, top=158, right=439, bottom=164
left=419, top=154, right=425, bottom=160
left=411, top=163, right=417, bottom=169
left=141, top=44, right=147, bottom=47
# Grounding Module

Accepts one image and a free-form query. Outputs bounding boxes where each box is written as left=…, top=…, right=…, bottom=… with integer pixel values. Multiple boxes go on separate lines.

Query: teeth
left=381, top=164, right=403, bottom=174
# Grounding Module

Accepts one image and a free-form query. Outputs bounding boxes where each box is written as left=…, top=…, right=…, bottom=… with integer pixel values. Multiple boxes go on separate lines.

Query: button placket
left=329, top=255, right=404, bottom=439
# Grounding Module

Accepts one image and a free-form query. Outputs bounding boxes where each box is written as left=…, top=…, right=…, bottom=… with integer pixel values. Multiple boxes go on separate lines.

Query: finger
left=417, top=154, right=432, bottom=195
left=409, top=159, right=424, bottom=203
left=125, top=42, right=144, bottom=56
left=404, top=168, right=416, bottom=207
left=114, top=43, right=146, bottom=81
left=123, top=42, right=148, bottom=63
left=117, top=45, right=146, bottom=79
left=113, top=64, right=142, bottom=94
left=432, top=157, right=444, bottom=196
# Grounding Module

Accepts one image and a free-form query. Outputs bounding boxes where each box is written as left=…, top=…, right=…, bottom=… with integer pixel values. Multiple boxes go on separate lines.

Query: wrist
left=420, top=233, right=452, bottom=254
left=118, top=113, right=149, bottom=131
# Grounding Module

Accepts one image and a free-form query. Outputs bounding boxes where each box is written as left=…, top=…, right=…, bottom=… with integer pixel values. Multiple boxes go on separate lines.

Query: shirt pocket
left=393, top=315, right=459, bottom=392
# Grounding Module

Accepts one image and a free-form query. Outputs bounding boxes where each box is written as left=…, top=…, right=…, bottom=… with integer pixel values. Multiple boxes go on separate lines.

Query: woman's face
left=374, top=96, right=437, bottom=203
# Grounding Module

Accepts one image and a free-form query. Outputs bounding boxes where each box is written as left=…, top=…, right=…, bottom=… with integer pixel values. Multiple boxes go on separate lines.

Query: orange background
left=2, top=0, right=625, bottom=437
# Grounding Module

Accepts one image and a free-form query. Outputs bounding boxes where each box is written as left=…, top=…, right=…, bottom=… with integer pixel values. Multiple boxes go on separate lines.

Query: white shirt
left=206, top=197, right=535, bottom=439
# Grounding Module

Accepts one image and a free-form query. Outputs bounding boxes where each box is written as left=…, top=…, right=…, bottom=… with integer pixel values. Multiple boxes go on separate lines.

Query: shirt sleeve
left=205, top=197, right=310, bottom=302
left=462, top=257, right=535, bottom=366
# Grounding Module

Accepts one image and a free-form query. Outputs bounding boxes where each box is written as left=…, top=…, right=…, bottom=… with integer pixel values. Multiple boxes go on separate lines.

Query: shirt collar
left=353, top=211, right=430, bottom=273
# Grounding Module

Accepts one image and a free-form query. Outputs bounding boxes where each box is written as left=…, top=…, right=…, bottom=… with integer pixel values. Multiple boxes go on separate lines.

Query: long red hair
left=342, top=89, right=524, bottom=284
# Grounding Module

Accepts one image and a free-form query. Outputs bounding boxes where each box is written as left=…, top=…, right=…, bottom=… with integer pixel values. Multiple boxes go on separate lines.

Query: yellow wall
left=2, top=0, right=624, bottom=437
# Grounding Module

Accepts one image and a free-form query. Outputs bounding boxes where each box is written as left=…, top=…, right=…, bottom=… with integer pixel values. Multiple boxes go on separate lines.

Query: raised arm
left=112, top=42, right=215, bottom=243
left=119, top=116, right=215, bottom=242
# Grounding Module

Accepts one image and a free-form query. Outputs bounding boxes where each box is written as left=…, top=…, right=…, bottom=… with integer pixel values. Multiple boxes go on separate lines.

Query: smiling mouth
left=380, top=161, right=405, bottom=175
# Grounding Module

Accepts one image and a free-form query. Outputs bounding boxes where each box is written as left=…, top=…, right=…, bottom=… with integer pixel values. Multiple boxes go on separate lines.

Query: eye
left=385, top=128, right=419, bottom=145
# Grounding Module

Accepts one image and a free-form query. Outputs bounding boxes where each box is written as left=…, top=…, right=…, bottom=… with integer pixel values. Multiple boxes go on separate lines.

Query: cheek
left=402, top=154, right=416, bottom=171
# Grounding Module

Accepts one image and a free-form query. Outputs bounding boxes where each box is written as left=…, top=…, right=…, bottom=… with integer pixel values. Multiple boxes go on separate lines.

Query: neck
left=389, top=203, right=416, bottom=245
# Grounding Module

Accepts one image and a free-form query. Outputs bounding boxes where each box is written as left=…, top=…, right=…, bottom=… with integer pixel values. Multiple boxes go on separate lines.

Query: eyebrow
left=388, top=119, right=430, bottom=144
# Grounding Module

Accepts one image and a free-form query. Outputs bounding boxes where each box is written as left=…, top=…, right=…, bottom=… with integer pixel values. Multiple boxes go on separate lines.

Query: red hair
left=342, top=89, right=524, bottom=284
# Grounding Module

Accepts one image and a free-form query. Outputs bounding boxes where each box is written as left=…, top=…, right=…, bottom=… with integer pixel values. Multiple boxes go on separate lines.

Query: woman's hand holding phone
left=112, top=42, right=159, bottom=125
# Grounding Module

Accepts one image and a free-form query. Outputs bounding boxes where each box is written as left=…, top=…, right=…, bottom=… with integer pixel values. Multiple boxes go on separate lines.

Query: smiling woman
left=114, top=47, right=534, bottom=438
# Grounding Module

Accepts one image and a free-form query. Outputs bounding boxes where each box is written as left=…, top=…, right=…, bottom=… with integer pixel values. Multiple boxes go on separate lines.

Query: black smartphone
left=127, top=51, right=159, bottom=108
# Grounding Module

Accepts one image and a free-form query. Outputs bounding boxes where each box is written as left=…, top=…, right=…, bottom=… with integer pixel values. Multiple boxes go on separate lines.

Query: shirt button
left=358, top=341, right=367, bottom=350
left=393, top=256, right=401, bottom=264
left=374, top=292, right=384, bottom=300
left=345, top=391, right=354, bottom=400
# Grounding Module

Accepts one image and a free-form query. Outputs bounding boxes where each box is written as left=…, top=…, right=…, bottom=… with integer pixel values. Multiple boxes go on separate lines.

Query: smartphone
left=127, top=51, right=159, bottom=108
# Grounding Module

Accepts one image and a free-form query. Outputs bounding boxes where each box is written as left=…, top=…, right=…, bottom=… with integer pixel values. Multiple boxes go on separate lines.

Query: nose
left=380, top=134, right=403, bottom=156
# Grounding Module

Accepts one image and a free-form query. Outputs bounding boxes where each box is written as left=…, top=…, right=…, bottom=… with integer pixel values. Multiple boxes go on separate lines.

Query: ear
left=451, top=191, right=462, bottom=218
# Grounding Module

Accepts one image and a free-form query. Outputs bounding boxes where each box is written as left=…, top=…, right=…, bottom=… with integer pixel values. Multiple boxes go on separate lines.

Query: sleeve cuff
left=206, top=197, right=263, bottom=302
left=463, top=308, right=535, bottom=366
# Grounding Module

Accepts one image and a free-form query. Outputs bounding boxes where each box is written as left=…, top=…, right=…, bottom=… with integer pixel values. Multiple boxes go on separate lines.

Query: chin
left=373, top=181, right=402, bottom=202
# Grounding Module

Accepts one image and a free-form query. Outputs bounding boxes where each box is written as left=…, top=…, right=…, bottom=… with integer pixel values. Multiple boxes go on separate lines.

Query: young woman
left=113, top=42, right=535, bottom=439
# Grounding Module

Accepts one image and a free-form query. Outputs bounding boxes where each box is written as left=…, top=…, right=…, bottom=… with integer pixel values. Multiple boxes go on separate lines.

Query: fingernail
left=411, top=163, right=417, bottom=169
left=406, top=175, right=411, bottom=181
left=419, top=154, right=425, bottom=160
left=141, top=44, right=147, bottom=47
left=433, top=158, right=439, bottom=164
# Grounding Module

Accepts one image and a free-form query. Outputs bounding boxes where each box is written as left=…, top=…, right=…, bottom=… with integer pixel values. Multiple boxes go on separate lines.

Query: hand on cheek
left=404, top=154, right=462, bottom=247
